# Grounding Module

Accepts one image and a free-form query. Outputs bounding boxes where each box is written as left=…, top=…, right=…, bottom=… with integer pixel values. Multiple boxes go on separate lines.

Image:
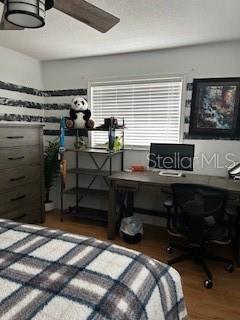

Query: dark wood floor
left=43, top=212, right=240, bottom=320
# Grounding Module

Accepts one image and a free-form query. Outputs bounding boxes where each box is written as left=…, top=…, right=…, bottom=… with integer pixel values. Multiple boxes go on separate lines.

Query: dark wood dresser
left=0, top=123, right=45, bottom=223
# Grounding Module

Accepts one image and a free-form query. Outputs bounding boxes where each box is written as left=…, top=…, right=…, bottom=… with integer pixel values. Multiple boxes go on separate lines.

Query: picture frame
left=189, top=78, right=240, bottom=138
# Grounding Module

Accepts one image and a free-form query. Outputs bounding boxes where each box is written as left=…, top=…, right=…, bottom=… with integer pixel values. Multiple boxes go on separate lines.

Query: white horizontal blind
left=90, top=79, right=182, bottom=148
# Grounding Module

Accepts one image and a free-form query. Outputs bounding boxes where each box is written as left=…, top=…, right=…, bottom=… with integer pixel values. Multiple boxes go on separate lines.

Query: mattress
left=0, top=219, right=188, bottom=320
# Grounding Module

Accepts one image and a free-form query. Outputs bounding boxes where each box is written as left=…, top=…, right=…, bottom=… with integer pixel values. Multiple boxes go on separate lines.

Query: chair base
left=167, top=242, right=234, bottom=288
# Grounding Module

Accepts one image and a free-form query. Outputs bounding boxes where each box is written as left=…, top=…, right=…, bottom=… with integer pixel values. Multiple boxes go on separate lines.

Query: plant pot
left=45, top=201, right=55, bottom=212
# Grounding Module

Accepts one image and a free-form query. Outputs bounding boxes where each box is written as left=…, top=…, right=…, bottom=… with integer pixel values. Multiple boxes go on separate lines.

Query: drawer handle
left=7, top=136, right=24, bottom=139
left=10, top=195, right=26, bottom=202
left=8, top=156, right=25, bottom=161
left=10, top=176, right=26, bottom=182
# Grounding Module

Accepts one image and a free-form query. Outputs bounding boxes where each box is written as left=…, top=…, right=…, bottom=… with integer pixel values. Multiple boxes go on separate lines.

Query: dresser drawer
left=0, top=184, right=40, bottom=215
left=0, top=146, right=40, bottom=169
left=0, top=205, right=42, bottom=223
left=0, top=127, right=40, bottom=147
left=0, top=165, right=40, bottom=193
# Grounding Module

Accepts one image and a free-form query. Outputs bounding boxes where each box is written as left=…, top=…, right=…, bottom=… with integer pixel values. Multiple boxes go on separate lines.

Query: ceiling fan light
left=6, top=0, right=46, bottom=29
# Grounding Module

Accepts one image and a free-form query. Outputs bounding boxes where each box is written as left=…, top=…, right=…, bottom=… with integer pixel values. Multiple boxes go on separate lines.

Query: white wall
left=43, top=40, right=240, bottom=90
left=0, top=45, right=44, bottom=130
left=42, top=40, right=240, bottom=178
left=0, top=45, right=43, bottom=89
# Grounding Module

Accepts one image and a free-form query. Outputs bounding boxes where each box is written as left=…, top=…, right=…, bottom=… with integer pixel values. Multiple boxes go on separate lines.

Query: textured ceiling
left=0, top=0, right=240, bottom=61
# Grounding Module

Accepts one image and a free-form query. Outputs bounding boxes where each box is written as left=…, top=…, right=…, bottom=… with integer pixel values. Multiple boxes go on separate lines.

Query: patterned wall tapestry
left=0, top=80, right=209, bottom=139
left=1, top=79, right=235, bottom=142
left=0, top=81, right=87, bottom=136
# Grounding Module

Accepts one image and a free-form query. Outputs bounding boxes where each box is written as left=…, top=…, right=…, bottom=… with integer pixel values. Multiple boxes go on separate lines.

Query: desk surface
left=110, top=171, right=240, bottom=194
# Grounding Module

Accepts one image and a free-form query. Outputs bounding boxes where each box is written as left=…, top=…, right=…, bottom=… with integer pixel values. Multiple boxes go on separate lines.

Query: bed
left=0, top=219, right=188, bottom=320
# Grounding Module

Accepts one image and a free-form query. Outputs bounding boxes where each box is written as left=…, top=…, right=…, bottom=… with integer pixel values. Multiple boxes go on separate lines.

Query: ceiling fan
left=0, top=0, right=120, bottom=32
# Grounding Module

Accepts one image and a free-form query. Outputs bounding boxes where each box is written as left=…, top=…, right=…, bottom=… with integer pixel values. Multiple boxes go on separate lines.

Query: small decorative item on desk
left=131, top=165, right=146, bottom=172
left=74, top=138, right=86, bottom=150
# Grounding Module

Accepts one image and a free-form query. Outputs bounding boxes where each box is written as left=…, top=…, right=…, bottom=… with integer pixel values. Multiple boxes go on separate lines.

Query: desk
left=108, top=171, right=240, bottom=264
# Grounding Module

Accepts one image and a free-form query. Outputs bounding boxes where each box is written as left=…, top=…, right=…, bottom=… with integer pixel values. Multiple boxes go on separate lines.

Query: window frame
left=88, top=75, right=185, bottom=150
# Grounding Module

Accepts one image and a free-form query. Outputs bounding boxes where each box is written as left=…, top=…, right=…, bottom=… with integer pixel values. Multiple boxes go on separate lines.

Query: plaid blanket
left=0, top=219, right=187, bottom=320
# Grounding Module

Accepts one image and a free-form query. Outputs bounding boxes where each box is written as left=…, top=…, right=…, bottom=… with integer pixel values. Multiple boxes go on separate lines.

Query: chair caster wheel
left=166, top=246, right=173, bottom=254
left=225, top=264, right=234, bottom=273
left=204, top=279, right=213, bottom=289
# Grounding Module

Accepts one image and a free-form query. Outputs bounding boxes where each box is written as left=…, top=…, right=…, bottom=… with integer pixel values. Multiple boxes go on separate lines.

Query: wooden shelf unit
left=60, top=120, right=125, bottom=222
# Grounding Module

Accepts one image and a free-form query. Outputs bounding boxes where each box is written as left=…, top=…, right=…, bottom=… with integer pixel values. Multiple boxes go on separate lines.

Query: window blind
left=90, top=79, right=183, bottom=148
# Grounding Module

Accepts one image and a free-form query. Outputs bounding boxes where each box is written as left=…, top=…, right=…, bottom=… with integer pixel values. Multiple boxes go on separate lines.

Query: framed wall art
left=189, top=78, right=240, bottom=138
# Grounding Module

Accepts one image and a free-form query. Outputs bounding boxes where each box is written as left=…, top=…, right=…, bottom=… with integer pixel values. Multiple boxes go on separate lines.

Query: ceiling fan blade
left=0, top=0, right=24, bottom=30
left=54, top=0, right=120, bottom=33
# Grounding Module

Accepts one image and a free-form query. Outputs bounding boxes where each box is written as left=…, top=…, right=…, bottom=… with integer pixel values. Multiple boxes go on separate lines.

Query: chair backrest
left=171, top=183, right=228, bottom=244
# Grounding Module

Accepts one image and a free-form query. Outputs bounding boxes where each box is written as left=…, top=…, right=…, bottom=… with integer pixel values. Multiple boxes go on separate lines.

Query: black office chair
left=164, top=183, right=234, bottom=289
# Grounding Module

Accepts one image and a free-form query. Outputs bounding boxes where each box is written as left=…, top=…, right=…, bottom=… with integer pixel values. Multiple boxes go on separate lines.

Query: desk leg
left=108, top=185, right=117, bottom=240
left=126, top=192, right=134, bottom=217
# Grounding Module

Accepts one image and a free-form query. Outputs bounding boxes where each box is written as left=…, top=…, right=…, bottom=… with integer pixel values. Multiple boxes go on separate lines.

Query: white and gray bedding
left=0, top=219, right=188, bottom=320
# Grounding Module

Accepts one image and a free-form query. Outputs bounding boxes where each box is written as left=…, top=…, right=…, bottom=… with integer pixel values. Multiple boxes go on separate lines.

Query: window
left=90, top=78, right=183, bottom=148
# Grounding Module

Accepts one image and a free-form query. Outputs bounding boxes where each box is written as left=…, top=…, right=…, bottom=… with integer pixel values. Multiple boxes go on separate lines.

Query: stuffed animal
left=69, top=96, right=94, bottom=129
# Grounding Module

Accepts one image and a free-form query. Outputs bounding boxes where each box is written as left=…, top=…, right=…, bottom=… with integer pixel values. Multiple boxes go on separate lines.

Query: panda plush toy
left=69, top=96, right=94, bottom=129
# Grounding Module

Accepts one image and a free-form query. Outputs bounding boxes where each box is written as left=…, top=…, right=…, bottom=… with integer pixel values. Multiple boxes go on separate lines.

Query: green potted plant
left=44, top=139, right=59, bottom=212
